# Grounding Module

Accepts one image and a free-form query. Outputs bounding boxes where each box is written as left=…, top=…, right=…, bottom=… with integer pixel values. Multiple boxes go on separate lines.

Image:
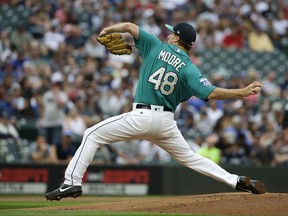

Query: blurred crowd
left=0, top=0, right=288, bottom=166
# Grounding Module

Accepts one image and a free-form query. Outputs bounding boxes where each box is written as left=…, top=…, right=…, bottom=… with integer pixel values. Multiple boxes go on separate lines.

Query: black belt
left=135, top=104, right=172, bottom=112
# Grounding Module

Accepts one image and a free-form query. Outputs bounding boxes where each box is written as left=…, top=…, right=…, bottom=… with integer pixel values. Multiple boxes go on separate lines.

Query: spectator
left=39, top=73, right=68, bottom=145
left=221, top=24, right=245, bottom=49
left=103, top=88, right=128, bottom=117
left=231, top=115, right=253, bottom=156
left=138, top=140, right=171, bottom=163
left=271, top=10, right=288, bottom=37
left=17, top=93, right=40, bottom=121
left=197, top=134, right=221, bottom=164
left=261, top=71, right=281, bottom=98
left=206, top=100, right=224, bottom=127
left=0, top=111, right=21, bottom=144
left=9, top=82, right=26, bottom=114
left=111, top=140, right=142, bottom=165
left=43, top=25, right=65, bottom=52
left=0, top=30, right=11, bottom=61
left=248, top=25, right=274, bottom=52
left=64, top=24, right=87, bottom=49
left=29, top=133, right=58, bottom=163
left=21, top=61, right=44, bottom=92
left=0, top=61, right=19, bottom=84
left=249, top=132, right=273, bottom=166
left=221, top=134, right=249, bottom=165
left=73, top=94, right=103, bottom=127
left=271, top=101, right=285, bottom=132
left=257, top=122, right=277, bottom=162
left=195, top=109, right=213, bottom=137
left=279, top=73, right=288, bottom=95
left=175, top=101, right=195, bottom=135
left=0, top=0, right=287, bottom=167
left=271, top=136, right=288, bottom=166
left=63, top=106, right=87, bottom=138
left=10, top=23, right=33, bottom=51
left=83, top=33, right=106, bottom=59
left=27, top=9, right=50, bottom=40
left=215, top=114, right=249, bottom=165
left=92, top=144, right=111, bottom=164
left=141, top=16, right=161, bottom=37
left=0, top=81, right=16, bottom=119
left=55, top=131, right=76, bottom=163
left=10, top=50, right=27, bottom=82
left=27, top=40, right=51, bottom=73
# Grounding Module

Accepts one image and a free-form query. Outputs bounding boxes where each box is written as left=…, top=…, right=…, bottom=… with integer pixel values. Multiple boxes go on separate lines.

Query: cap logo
left=177, top=30, right=180, bottom=34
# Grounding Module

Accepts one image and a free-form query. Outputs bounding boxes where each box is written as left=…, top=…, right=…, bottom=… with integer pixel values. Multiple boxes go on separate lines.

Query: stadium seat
left=197, top=48, right=288, bottom=77
left=0, top=5, right=30, bottom=29
left=16, top=117, right=39, bottom=141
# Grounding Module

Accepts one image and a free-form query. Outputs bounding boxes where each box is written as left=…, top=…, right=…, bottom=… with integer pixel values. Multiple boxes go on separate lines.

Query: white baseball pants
left=64, top=104, right=238, bottom=188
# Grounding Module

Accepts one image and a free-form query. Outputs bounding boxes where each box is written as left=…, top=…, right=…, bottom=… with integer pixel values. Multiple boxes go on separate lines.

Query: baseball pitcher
left=46, top=22, right=266, bottom=201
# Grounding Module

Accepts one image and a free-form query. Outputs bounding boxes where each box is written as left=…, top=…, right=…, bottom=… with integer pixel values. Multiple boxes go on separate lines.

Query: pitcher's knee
left=83, top=126, right=98, bottom=137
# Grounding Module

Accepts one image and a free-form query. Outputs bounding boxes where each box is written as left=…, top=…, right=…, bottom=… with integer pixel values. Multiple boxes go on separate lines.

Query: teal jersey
left=134, top=28, right=215, bottom=112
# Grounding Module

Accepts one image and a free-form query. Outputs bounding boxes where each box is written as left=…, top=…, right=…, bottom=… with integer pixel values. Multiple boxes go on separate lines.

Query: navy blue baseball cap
left=165, top=22, right=196, bottom=45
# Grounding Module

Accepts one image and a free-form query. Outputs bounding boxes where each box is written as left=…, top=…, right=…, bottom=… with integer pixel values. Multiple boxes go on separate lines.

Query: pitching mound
left=41, top=192, right=288, bottom=215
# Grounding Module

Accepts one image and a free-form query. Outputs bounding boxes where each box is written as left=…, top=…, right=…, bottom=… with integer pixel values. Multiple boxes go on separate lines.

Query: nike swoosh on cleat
left=59, top=186, right=73, bottom=192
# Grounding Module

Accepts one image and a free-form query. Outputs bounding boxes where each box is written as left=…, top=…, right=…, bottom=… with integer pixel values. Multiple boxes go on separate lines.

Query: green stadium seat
left=232, top=63, right=243, bottom=72
left=197, top=48, right=288, bottom=78
left=0, top=140, right=8, bottom=162
left=0, top=5, right=30, bottom=29
left=1, top=4, right=9, bottom=11
left=17, top=4, right=25, bottom=12
left=16, top=117, right=39, bottom=141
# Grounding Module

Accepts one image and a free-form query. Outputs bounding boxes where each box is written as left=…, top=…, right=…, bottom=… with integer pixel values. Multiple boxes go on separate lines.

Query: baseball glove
left=97, top=33, right=132, bottom=55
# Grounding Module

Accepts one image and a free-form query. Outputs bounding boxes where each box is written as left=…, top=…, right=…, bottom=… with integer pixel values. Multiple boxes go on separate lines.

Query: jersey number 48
left=148, top=67, right=178, bottom=96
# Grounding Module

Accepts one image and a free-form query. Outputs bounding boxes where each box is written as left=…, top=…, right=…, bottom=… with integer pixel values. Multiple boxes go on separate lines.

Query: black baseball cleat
left=45, top=185, right=82, bottom=201
left=235, top=176, right=266, bottom=194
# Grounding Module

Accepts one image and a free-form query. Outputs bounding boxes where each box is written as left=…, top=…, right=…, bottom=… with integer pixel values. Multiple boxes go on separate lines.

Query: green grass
left=0, top=196, right=220, bottom=216
left=0, top=200, right=88, bottom=209
left=0, top=209, right=213, bottom=216
left=0, top=210, right=179, bottom=216
left=0, top=210, right=215, bottom=216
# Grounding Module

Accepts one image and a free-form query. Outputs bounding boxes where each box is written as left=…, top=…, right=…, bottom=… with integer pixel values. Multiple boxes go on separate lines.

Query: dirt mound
left=42, top=192, right=288, bottom=215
